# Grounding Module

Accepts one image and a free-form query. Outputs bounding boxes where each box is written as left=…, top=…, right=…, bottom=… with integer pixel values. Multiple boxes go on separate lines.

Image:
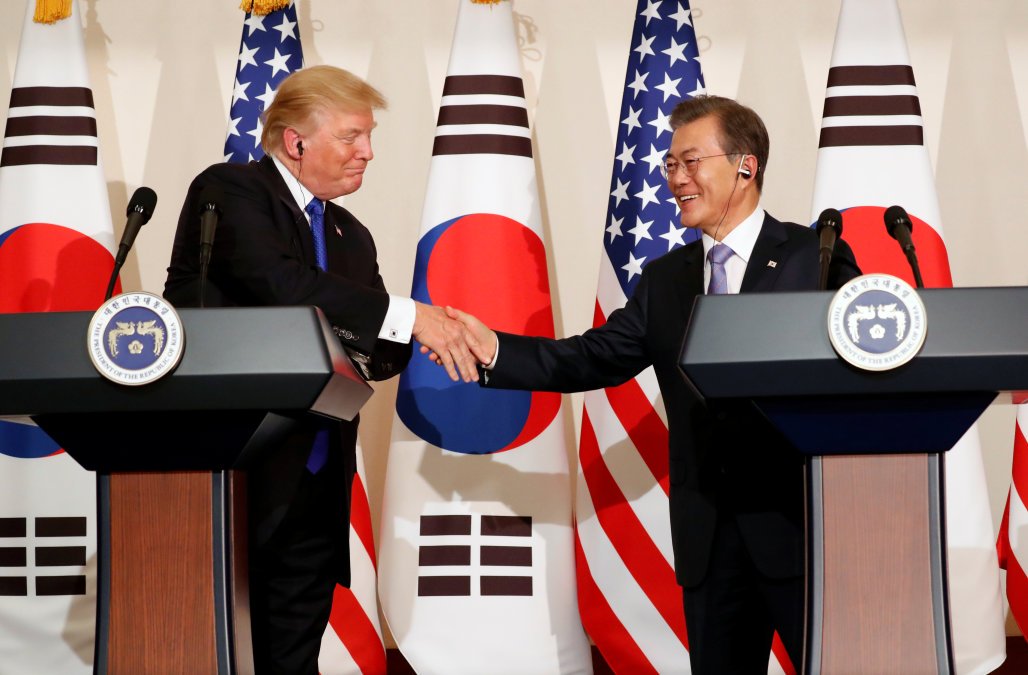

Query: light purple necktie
left=707, top=243, right=734, bottom=295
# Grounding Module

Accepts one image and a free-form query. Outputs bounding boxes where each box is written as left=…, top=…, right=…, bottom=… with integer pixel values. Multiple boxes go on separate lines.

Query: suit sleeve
left=485, top=270, right=654, bottom=393
left=165, top=164, right=391, bottom=356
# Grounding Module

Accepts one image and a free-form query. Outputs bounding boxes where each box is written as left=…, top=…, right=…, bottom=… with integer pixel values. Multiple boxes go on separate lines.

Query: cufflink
left=388, top=328, right=398, bottom=339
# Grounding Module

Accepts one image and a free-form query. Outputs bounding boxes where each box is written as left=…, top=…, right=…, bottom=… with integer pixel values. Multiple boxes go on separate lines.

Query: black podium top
left=0, top=307, right=373, bottom=470
left=678, top=287, right=1028, bottom=455
left=680, top=286, right=1028, bottom=400
left=0, top=306, right=370, bottom=419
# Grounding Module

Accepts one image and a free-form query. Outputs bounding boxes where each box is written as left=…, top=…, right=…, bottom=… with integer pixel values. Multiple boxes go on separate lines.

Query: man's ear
left=283, top=128, right=304, bottom=161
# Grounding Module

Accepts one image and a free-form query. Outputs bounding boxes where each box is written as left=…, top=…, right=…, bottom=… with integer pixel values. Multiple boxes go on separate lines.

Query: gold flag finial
left=33, top=0, right=72, bottom=24
left=239, top=0, right=291, bottom=16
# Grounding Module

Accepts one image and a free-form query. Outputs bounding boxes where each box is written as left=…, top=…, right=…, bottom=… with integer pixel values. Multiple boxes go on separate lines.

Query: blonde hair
left=260, top=65, right=387, bottom=155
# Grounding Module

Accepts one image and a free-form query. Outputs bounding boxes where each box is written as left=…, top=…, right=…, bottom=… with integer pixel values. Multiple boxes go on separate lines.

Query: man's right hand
left=412, top=302, right=483, bottom=383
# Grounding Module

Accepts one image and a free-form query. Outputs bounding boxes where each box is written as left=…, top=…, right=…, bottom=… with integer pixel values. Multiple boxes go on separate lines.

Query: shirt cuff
left=483, top=334, right=499, bottom=370
left=379, top=295, right=415, bottom=343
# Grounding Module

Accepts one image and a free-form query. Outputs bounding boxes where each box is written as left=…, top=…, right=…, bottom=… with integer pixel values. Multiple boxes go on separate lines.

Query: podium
left=0, top=306, right=372, bottom=674
left=679, top=286, right=1028, bottom=675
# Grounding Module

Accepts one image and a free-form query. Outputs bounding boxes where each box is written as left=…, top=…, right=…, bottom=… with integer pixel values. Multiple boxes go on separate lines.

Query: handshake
left=412, top=302, right=496, bottom=383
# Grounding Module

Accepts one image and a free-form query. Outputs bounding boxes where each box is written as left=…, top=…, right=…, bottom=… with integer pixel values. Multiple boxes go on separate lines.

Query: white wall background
left=3, top=0, right=1026, bottom=636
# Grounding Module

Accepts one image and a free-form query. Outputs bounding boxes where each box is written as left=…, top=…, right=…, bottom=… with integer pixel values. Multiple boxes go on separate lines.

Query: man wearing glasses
left=442, top=95, right=861, bottom=674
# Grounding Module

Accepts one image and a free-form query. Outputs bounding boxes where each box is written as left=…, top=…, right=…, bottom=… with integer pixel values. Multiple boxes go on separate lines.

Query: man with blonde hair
left=165, top=65, right=478, bottom=673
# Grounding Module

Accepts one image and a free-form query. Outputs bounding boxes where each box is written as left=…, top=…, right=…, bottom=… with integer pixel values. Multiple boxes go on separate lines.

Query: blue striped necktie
left=305, top=197, right=327, bottom=271
left=305, top=197, right=329, bottom=474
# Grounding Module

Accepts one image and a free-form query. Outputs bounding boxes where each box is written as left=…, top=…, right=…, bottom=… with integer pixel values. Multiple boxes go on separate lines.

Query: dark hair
left=669, top=95, right=769, bottom=191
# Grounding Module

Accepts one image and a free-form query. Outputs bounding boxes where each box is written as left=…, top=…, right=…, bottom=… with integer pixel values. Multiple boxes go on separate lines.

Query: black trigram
left=1, top=86, right=99, bottom=167
left=432, top=75, right=532, bottom=158
left=819, top=65, right=924, bottom=148
left=417, top=513, right=533, bottom=597
left=0, top=516, right=88, bottom=596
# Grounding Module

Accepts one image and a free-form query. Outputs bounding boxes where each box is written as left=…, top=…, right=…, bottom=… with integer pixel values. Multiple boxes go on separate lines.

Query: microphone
left=104, top=187, right=158, bottom=301
left=198, top=185, right=223, bottom=269
left=815, top=208, right=842, bottom=290
left=883, top=205, right=925, bottom=288
left=197, top=185, right=224, bottom=308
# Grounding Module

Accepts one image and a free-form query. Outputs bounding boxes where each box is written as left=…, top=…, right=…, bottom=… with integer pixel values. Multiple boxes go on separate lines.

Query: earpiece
left=737, top=154, right=752, bottom=178
left=297, top=140, right=304, bottom=157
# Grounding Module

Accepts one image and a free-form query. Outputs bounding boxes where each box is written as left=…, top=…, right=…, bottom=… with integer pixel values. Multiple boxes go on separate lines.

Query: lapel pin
left=767, top=260, right=777, bottom=268
left=334, top=224, right=342, bottom=237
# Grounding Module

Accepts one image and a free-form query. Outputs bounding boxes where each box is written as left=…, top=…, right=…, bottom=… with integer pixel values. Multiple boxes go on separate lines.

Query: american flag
left=998, top=403, right=1028, bottom=645
left=575, top=1, right=702, bottom=671
left=221, top=4, right=385, bottom=673
left=223, top=1, right=303, bottom=163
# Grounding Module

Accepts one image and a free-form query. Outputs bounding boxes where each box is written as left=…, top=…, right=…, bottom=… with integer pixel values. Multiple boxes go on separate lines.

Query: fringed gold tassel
left=239, top=0, right=291, bottom=16
left=33, top=0, right=72, bottom=24
left=470, top=0, right=505, bottom=4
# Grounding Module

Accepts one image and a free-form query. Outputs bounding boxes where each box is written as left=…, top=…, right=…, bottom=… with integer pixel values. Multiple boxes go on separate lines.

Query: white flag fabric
left=378, top=1, right=591, bottom=673
left=0, top=1, right=115, bottom=671
left=810, top=2, right=1005, bottom=673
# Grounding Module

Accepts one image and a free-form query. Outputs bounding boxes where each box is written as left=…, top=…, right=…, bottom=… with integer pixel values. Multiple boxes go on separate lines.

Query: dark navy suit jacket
left=164, top=155, right=411, bottom=585
left=484, top=213, right=860, bottom=587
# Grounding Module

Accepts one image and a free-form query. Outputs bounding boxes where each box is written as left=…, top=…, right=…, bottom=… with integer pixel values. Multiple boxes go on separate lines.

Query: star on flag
left=224, top=2, right=304, bottom=163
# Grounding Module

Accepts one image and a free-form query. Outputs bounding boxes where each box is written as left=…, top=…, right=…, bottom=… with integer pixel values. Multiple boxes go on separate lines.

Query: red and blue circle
left=396, top=213, right=560, bottom=454
left=824, top=206, right=953, bottom=288
left=0, top=222, right=115, bottom=458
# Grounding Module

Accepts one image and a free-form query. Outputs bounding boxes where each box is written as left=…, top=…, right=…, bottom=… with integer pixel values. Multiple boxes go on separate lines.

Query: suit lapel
left=674, top=242, right=706, bottom=321
left=741, top=213, right=787, bottom=293
left=322, top=205, right=350, bottom=277
left=257, top=155, right=317, bottom=266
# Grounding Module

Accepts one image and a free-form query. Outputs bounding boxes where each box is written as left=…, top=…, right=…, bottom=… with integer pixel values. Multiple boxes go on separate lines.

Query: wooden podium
left=0, top=306, right=371, bottom=674
left=679, top=286, right=1028, bottom=675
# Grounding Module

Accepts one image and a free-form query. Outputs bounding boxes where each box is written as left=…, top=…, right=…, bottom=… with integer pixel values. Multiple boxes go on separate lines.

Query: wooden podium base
left=806, top=454, right=952, bottom=675
left=96, top=471, right=253, bottom=675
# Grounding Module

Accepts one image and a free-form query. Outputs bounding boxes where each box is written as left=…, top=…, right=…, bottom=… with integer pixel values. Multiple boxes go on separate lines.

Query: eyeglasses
left=660, top=153, right=736, bottom=179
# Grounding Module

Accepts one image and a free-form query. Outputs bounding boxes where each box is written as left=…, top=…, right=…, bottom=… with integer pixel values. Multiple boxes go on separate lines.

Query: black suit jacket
left=164, top=155, right=411, bottom=584
left=484, top=213, right=860, bottom=588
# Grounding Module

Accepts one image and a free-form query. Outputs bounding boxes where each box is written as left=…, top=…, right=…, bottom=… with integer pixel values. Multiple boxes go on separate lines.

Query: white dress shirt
left=701, top=205, right=765, bottom=295
left=271, top=155, right=415, bottom=343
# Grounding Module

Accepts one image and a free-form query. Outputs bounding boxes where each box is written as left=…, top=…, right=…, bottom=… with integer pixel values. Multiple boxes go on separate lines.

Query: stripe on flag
left=1, top=86, right=98, bottom=167
left=378, top=2, right=590, bottom=672
left=998, top=405, right=1028, bottom=641
left=811, top=2, right=1006, bottom=673
left=321, top=456, right=387, bottom=675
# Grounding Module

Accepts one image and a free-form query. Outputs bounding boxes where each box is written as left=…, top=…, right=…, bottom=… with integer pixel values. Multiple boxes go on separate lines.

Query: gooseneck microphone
left=104, top=186, right=158, bottom=301
left=197, top=184, right=224, bottom=308
left=815, top=208, right=843, bottom=290
left=883, top=205, right=925, bottom=288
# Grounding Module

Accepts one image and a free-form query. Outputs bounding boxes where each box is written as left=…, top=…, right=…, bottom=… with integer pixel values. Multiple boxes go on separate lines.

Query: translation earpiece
left=737, top=154, right=751, bottom=178
left=297, top=140, right=305, bottom=157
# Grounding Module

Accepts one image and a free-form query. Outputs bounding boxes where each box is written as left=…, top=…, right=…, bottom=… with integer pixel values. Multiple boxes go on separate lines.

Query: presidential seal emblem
left=827, top=273, right=927, bottom=372
left=87, top=292, right=184, bottom=385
